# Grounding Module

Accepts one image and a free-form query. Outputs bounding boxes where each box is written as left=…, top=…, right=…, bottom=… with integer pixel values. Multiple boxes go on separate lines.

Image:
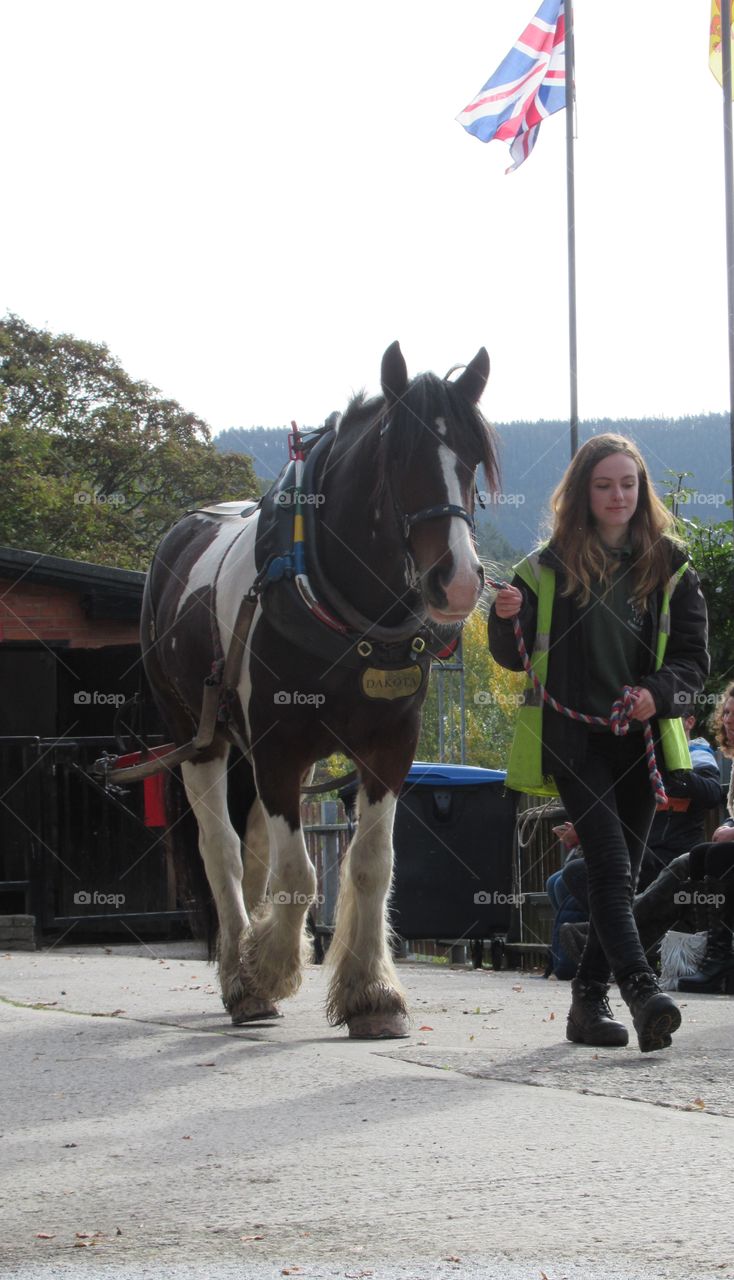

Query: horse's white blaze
left=326, top=788, right=405, bottom=1023
left=437, top=442, right=481, bottom=616
left=435, top=416, right=448, bottom=437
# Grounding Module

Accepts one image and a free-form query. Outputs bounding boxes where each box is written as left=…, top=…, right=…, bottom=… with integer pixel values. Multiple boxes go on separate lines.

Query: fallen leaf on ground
left=240, top=1234, right=265, bottom=1242
left=35, top=1232, right=54, bottom=1239
left=512, top=984, right=524, bottom=992
left=692, top=1097, right=706, bottom=1109
left=418, top=1025, right=433, bottom=1031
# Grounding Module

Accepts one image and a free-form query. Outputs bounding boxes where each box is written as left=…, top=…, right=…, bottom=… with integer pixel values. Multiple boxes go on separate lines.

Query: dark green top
left=580, top=546, right=646, bottom=721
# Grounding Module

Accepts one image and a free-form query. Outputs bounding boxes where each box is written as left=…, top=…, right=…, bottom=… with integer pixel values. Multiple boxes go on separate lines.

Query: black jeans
left=554, top=731, right=656, bottom=985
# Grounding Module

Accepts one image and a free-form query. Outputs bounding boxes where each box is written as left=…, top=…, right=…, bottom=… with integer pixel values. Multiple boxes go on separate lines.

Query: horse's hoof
left=230, top=997, right=281, bottom=1024
left=347, top=1011, right=410, bottom=1039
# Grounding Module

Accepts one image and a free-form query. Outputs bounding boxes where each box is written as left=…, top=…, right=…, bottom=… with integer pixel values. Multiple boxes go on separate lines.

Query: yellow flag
left=711, top=0, right=734, bottom=97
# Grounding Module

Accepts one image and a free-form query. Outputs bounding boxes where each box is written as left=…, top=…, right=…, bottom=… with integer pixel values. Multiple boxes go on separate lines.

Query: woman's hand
left=629, top=687, right=656, bottom=722
left=494, top=585, right=524, bottom=619
left=712, top=823, right=734, bottom=843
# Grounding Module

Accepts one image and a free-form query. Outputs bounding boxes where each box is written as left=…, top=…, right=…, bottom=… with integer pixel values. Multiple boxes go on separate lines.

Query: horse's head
left=378, top=341, right=498, bottom=625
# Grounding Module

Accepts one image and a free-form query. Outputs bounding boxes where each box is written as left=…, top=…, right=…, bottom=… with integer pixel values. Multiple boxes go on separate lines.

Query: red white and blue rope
left=487, top=578, right=668, bottom=807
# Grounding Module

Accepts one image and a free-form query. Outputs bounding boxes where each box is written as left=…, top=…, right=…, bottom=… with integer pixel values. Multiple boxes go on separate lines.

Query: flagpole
left=722, top=2, right=734, bottom=502
left=565, top=0, right=578, bottom=457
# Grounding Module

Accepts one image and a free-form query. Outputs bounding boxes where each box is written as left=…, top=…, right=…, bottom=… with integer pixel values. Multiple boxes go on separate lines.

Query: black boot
left=566, top=978, right=629, bottom=1047
left=677, top=878, right=734, bottom=994
left=619, top=970, right=681, bottom=1053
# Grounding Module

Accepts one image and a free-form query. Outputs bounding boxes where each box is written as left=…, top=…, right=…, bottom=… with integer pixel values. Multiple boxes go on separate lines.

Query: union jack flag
left=456, top=0, right=566, bottom=172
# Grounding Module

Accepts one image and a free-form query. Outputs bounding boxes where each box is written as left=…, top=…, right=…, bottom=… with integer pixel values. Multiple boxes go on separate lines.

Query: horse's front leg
left=180, top=755, right=278, bottom=1025
left=325, top=774, right=409, bottom=1039
left=239, top=763, right=316, bottom=1003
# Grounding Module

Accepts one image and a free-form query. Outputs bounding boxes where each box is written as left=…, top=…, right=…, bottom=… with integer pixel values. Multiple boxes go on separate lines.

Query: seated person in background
left=637, top=709, right=721, bottom=891
left=678, top=684, right=734, bottom=993
left=546, top=822, right=586, bottom=980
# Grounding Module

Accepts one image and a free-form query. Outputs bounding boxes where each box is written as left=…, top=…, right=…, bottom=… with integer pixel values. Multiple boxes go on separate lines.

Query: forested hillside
left=215, top=415, right=730, bottom=556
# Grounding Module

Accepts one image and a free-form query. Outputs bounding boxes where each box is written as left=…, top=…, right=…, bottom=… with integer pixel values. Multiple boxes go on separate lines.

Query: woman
left=489, top=434, right=709, bottom=1052
left=678, top=685, right=734, bottom=993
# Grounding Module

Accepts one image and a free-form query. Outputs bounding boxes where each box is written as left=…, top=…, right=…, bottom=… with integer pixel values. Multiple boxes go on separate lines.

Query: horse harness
left=98, top=422, right=466, bottom=787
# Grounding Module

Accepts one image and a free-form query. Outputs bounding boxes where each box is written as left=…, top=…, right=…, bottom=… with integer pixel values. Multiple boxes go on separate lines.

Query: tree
left=0, top=314, right=257, bottom=569
left=664, top=471, right=734, bottom=704
left=417, top=610, right=524, bottom=768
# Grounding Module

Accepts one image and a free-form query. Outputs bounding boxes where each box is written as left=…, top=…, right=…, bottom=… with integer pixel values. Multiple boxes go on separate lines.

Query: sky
left=1, top=0, right=730, bottom=435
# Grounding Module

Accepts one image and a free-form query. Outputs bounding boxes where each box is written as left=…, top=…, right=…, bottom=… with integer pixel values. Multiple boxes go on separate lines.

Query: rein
left=487, top=578, right=668, bottom=807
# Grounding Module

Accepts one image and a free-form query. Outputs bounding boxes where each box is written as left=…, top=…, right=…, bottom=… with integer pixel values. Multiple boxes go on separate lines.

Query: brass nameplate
left=360, top=665, right=424, bottom=701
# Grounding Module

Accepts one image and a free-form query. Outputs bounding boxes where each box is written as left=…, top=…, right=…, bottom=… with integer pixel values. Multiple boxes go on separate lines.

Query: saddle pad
left=197, top=500, right=260, bottom=519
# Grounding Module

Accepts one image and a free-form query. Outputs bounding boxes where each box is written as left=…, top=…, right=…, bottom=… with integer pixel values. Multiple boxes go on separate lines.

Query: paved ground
left=1, top=943, right=733, bottom=1280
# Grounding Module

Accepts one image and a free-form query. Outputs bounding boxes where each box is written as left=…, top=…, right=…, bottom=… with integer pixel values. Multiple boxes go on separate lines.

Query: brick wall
left=0, top=577, right=140, bottom=649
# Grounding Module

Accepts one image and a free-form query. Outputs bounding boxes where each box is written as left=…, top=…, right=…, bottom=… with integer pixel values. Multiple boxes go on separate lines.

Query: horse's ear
left=381, top=341, right=409, bottom=405
left=453, top=348, right=490, bottom=404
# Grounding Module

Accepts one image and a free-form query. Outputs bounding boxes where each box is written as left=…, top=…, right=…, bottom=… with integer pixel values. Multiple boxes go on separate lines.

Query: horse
left=141, top=341, right=498, bottom=1038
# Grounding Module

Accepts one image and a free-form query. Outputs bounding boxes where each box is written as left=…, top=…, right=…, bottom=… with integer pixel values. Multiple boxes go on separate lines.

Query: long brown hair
left=713, top=683, right=734, bottom=757
left=549, top=433, right=682, bottom=606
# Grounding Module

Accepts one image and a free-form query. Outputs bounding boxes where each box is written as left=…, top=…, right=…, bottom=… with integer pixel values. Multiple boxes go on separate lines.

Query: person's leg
left=545, top=869, right=565, bottom=912
left=555, top=734, right=681, bottom=1051
left=555, top=735, right=654, bottom=985
left=678, top=841, right=734, bottom=993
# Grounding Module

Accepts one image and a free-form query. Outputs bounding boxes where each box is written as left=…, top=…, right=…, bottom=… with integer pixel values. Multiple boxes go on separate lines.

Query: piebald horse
left=142, top=341, right=497, bottom=1037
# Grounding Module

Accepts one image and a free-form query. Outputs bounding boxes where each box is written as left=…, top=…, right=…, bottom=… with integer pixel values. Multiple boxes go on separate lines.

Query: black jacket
left=488, top=540, right=710, bottom=780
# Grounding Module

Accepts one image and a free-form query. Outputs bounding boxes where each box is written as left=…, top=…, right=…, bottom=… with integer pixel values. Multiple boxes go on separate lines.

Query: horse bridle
left=379, top=412, right=483, bottom=589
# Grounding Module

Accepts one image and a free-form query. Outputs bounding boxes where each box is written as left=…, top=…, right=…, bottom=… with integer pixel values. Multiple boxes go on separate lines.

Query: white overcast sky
left=0, top=1, right=729, bottom=432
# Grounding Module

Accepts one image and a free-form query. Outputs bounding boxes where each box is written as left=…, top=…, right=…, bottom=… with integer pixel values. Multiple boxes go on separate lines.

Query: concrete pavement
left=1, top=943, right=732, bottom=1280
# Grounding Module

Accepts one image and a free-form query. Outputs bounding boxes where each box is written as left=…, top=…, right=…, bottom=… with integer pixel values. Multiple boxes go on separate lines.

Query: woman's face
left=721, top=696, right=734, bottom=749
left=588, top=451, right=640, bottom=544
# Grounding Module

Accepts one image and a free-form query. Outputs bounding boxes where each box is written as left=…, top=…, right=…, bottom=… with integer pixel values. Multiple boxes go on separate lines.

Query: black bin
left=390, top=762, right=516, bottom=940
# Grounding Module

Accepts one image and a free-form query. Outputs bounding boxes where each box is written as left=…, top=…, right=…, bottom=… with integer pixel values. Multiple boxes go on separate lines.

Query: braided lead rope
left=487, top=578, right=668, bottom=807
